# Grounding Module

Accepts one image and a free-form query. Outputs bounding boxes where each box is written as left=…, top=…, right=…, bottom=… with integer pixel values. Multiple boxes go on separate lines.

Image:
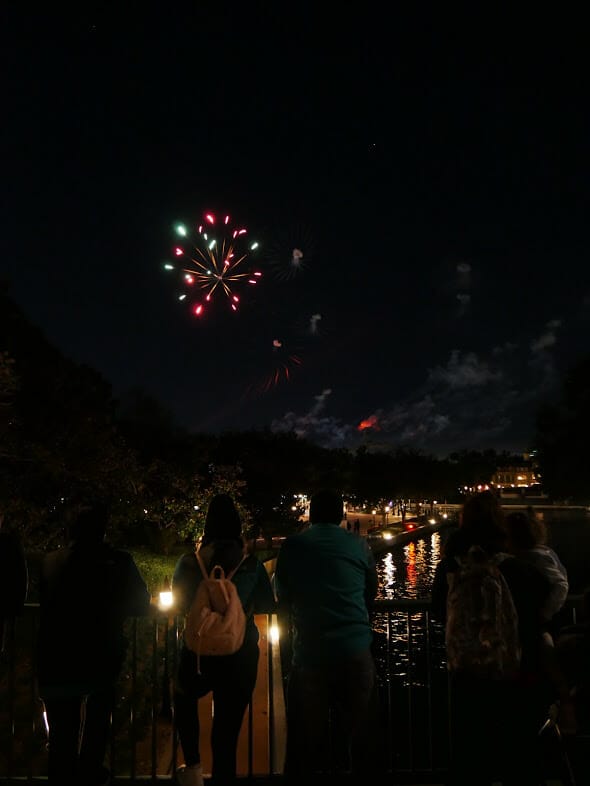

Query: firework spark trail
left=261, top=345, right=303, bottom=393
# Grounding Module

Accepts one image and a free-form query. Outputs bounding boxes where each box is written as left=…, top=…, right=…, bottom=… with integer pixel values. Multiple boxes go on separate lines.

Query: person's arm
left=273, top=544, right=294, bottom=669
left=122, top=553, right=151, bottom=616
left=362, top=539, right=379, bottom=610
left=541, top=548, right=569, bottom=618
left=275, top=542, right=297, bottom=633
left=252, top=561, right=277, bottom=614
left=430, top=559, right=451, bottom=622
left=172, top=553, right=200, bottom=614
left=0, top=533, right=28, bottom=615
left=274, top=542, right=291, bottom=607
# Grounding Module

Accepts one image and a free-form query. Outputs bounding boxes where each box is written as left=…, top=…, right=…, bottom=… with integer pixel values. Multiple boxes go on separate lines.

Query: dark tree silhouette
left=534, top=355, right=590, bottom=503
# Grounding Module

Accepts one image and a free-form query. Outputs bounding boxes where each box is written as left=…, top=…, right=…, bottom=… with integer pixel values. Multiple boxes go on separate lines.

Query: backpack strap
left=195, top=549, right=248, bottom=582
left=195, top=550, right=210, bottom=581
left=226, top=554, right=248, bottom=581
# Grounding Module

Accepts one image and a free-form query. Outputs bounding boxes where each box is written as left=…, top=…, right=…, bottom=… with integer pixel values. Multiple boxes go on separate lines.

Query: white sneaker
left=176, top=763, right=204, bottom=786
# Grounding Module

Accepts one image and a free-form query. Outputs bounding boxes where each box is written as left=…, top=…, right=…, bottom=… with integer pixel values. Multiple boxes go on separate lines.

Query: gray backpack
left=445, top=546, right=521, bottom=679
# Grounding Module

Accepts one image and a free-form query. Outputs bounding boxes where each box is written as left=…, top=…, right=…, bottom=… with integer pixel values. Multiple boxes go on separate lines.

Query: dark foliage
left=534, top=355, right=590, bottom=502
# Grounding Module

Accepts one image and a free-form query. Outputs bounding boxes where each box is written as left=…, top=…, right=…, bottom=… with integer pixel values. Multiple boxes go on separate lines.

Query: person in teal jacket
left=275, top=488, right=378, bottom=780
left=172, top=494, right=275, bottom=786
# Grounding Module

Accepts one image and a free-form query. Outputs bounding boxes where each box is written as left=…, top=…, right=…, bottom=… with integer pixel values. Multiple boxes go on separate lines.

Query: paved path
left=343, top=510, right=410, bottom=535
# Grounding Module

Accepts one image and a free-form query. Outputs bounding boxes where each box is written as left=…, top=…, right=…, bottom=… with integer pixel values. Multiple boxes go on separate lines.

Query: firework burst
left=241, top=336, right=303, bottom=397
left=242, top=313, right=316, bottom=396
left=163, top=212, right=262, bottom=316
left=266, top=221, right=315, bottom=281
left=261, top=337, right=303, bottom=392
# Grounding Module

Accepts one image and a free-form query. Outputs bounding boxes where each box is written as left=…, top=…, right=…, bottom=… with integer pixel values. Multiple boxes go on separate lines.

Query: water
left=375, top=530, right=443, bottom=600
left=371, top=512, right=590, bottom=684
left=374, top=511, right=590, bottom=599
left=369, top=510, right=590, bottom=772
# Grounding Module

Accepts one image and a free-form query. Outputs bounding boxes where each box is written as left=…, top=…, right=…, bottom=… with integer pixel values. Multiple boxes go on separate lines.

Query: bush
left=128, top=547, right=185, bottom=595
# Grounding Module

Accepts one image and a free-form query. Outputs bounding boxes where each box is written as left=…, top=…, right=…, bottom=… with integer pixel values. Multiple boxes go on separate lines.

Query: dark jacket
left=0, top=530, right=28, bottom=617
left=37, top=541, right=151, bottom=696
left=431, top=527, right=552, bottom=674
left=172, top=540, right=276, bottom=648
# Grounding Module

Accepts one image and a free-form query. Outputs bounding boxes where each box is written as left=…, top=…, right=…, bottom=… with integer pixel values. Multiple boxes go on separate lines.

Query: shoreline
left=367, top=520, right=450, bottom=556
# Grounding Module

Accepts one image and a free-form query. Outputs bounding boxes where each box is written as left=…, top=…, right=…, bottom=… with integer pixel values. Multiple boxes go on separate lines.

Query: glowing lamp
left=270, top=624, right=280, bottom=644
left=159, top=577, right=174, bottom=611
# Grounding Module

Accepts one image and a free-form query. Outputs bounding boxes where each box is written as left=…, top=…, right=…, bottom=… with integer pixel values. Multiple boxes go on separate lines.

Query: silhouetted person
left=431, top=491, right=552, bottom=786
left=0, top=512, right=28, bottom=656
left=555, top=587, right=590, bottom=761
left=172, top=493, right=275, bottom=786
left=37, top=503, right=151, bottom=786
left=506, top=509, right=569, bottom=624
left=275, top=488, right=378, bottom=780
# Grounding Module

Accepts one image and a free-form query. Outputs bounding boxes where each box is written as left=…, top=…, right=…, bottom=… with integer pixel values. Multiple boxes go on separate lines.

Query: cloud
left=428, top=350, right=501, bottom=388
left=530, top=319, right=562, bottom=353
left=527, top=318, right=563, bottom=391
left=272, top=348, right=522, bottom=454
left=358, top=414, right=380, bottom=431
left=492, top=341, right=518, bottom=356
left=271, top=305, right=579, bottom=455
left=355, top=359, right=518, bottom=454
left=271, top=388, right=354, bottom=447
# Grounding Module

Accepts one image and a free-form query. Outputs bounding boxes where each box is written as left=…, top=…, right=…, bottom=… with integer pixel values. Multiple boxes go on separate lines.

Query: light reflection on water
left=372, top=531, right=445, bottom=682
left=370, top=514, right=590, bottom=682
left=373, top=512, right=590, bottom=598
left=376, top=530, right=442, bottom=600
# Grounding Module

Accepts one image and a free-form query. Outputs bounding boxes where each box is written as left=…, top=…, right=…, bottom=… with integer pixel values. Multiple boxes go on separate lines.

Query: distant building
left=491, top=465, right=538, bottom=489
left=490, top=453, right=540, bottom=493
left=461, top=453, right=543, bottom=497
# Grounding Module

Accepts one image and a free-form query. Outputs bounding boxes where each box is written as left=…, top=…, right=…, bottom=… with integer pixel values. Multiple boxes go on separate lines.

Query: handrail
left=1, top=596, right=584, bottom=784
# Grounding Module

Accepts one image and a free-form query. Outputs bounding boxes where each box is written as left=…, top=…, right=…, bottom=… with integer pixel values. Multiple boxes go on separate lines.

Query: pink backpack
left=184, top=550, right=247, bottom=672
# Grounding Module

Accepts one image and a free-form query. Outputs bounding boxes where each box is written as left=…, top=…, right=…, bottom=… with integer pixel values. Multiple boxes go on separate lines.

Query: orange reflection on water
left=405, top=541, right=417, bottom=589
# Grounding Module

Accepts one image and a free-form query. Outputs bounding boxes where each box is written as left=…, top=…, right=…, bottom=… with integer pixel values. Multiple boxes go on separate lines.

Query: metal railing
left=1, top=597, right=583, bottom=784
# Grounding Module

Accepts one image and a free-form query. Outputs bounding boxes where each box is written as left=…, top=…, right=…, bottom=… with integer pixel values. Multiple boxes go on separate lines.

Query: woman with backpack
left=172, top=494, right=276, bottom=786
left=431, top=491, right=552, bottom=786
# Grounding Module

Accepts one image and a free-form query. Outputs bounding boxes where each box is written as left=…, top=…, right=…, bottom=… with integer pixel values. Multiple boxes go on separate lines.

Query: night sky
left=3, top=5, right=589, bottom=456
